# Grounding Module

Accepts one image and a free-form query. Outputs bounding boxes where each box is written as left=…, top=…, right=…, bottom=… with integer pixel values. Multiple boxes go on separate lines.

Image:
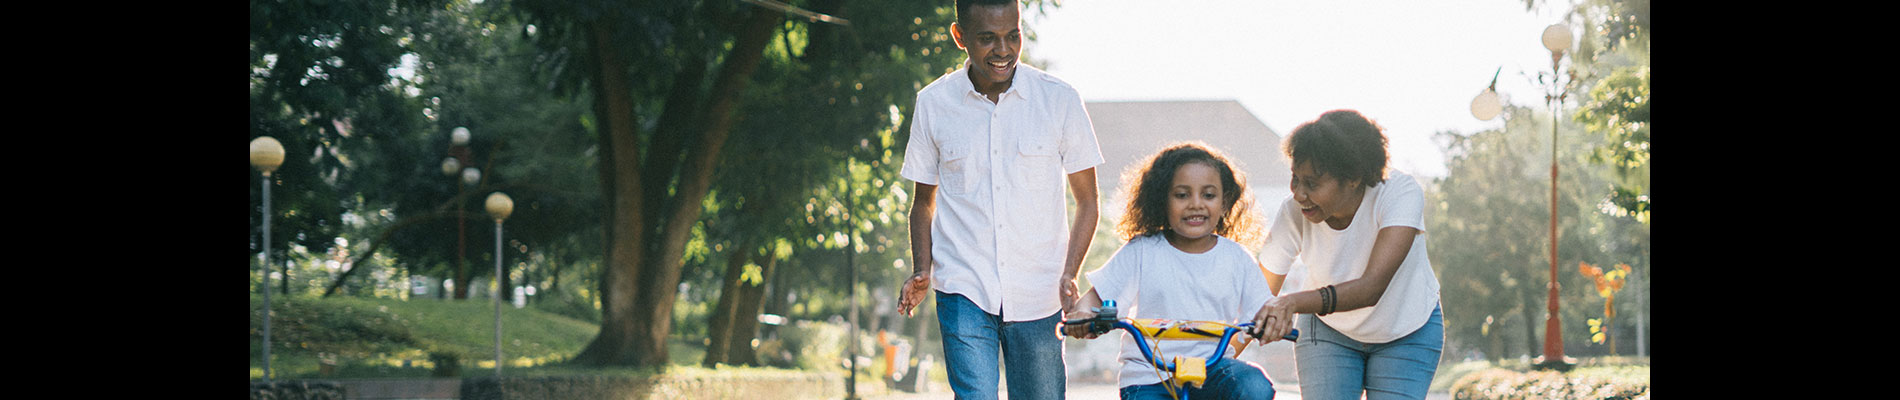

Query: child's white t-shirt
left=1258, top=170, right=1441, bottom=343
left=1085, top=234, right=1275, bottom=388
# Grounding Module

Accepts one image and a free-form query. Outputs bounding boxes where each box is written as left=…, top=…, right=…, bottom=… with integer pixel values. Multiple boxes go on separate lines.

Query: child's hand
left=1062, top=309, right=1101, bottom=339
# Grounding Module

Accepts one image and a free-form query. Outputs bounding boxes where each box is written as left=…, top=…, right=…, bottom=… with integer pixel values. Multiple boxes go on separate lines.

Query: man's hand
left=1059, top=274, right=1080, bottom=313
left=898, top=271, right=931, bottom=317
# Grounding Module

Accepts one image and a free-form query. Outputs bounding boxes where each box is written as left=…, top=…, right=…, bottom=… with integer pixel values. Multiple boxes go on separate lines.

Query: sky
left=1023, top=0, right=1577, bottom=179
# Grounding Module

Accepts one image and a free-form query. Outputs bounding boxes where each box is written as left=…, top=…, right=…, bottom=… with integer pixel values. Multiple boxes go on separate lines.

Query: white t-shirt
left=1258, top=170, right=1440, bottom=343
left=1086, top=234, right=1275, bottom=388
left=899, top=63, right=1104, bottom=321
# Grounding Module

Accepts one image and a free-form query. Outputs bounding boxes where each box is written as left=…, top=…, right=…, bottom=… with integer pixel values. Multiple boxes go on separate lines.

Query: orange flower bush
left=1578, top=262, right=1632, bottom=345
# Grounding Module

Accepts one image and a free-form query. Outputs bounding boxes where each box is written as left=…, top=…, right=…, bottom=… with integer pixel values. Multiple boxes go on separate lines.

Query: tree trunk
left=1520, top=290, right=1541, bottom=360
left=621, top=7, right=783, bottom=368
left=572, top=17, right=649, bottom=366
left=728, top=253, right=775, bottom=366
left=703, top=238, right=757, bottom=367
left=576, top=7, right=781, bottom=368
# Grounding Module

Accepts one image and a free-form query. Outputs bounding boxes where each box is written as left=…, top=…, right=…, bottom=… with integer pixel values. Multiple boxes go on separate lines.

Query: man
left=896, top=1, right=1103, bottom=399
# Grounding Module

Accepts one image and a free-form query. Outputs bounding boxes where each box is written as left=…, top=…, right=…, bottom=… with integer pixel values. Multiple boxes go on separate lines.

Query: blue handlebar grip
left=1283, top=328, right=1300, bottom=342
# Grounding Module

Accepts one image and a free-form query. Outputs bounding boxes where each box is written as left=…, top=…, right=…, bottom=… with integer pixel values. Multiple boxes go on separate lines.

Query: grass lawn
left=250, top=295, right=732, bottom=379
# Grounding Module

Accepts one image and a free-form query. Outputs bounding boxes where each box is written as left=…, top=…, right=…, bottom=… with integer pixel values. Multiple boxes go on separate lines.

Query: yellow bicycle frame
left=1126, top=319, right=1242, bottom=340
left=1124, top=319, right=1250, bottom=389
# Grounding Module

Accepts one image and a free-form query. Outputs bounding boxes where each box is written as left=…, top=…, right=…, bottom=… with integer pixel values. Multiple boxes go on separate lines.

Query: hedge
left=1449, top=368, right=1649, bottom=400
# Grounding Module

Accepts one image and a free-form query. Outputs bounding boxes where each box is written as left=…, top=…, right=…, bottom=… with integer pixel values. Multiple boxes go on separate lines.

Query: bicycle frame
left=1064, top=300, right=1297, bottom=400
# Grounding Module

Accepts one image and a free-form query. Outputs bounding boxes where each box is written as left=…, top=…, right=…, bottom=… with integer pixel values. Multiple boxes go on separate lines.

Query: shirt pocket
left=939, top=140, right=974, bottom=196
left=1012, top=136, right=1061, bottom=190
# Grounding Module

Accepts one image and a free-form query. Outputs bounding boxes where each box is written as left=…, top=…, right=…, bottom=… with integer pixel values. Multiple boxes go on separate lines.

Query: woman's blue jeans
left=1295, top=304, right=1444, bottom=400
left=1117, top=357, right=1275, bottom=399
left=936, top=291, right=1066, bottom=400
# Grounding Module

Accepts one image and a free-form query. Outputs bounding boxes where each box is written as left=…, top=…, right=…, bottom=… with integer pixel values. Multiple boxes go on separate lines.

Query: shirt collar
left=957, top=61, right=1036, bottom=103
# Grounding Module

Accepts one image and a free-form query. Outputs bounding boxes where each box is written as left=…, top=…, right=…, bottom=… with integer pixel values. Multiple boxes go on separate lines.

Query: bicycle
left=1063, top=300, right=1298, bottom=400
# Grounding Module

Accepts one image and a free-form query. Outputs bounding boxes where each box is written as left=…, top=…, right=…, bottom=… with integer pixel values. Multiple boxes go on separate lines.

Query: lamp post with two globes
left=1532, top=22, right=1578, bottom=372
left=1469, top=22, right=1579, bottom=372
left=442, top=127, right=481, bottom=299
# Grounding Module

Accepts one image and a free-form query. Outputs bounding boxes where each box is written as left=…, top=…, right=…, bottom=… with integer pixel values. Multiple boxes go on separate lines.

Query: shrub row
left=1449, top=368, right=1649, bottom=400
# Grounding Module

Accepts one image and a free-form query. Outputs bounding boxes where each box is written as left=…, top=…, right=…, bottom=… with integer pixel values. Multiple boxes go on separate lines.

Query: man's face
left=951, top=3, right=1022, bottom=92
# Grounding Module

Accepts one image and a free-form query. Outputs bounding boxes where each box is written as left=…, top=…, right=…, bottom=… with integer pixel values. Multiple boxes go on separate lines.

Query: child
left=1247, top=109, right=1443, bottom=400
left=1063, top=142, right=1277, bottom=400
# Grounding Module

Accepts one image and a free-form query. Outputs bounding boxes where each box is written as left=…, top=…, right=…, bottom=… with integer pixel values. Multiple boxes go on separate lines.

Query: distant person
left=893, top=0, right=1105, bottom=399
left=1247, top=110, right=1444, bottom=400
left=1061, top=142, right=1280, bottom=400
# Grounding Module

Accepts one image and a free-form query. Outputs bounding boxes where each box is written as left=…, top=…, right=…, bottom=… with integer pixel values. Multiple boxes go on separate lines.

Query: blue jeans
left=936, top=291, right=1066, bottom=400
left=1295, top=304, right=1444, bottom=400
left=1117, top=357, right=1275, bottom=400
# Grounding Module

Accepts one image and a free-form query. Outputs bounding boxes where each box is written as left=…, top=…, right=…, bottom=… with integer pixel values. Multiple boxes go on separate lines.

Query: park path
left=862, top=382, right=1450, bottom=400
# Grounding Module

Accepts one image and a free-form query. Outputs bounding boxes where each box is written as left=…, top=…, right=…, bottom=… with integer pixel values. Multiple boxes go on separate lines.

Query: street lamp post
left=845, top=150, right=860, bottom=400
left=1533, top=22, right=1577, bottom=372
left=487, top=192, right=514, bottom=377
left=251, top=136, right=286, bottom=382
left=444, top=127, right=478, bottom=299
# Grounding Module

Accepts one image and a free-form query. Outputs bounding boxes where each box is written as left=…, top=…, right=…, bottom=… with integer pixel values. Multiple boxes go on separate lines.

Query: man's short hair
left=956, top=0, right=1016, bottom=22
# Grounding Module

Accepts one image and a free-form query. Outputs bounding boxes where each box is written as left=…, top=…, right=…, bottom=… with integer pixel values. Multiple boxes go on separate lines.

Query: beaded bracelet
left=1317, top=285, right=1336, bottom=316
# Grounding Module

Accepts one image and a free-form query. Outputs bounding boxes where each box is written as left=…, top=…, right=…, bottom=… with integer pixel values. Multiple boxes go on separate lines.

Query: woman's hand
left=1250, top=296, right=1296, bottom=343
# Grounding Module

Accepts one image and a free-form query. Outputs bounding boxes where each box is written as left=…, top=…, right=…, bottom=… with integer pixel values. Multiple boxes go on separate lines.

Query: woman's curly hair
left=1283, top=109, right=1389, bottom=189
left=1114, top=142, right=1263, bottom=248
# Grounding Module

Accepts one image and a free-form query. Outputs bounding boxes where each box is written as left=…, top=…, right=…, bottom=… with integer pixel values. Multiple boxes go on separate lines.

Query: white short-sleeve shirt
left=899, top=63, right=1104, bottom=322
left=1258, top=170, right=1441, bottom=343
left=1085, top=234, right=1275, bottom=388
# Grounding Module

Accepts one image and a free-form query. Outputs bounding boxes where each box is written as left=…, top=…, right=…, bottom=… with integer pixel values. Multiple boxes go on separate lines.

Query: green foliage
left=250, top=0, right=451, bottom=263
left=773, top=320, right=849, bottom=371
left=1573, top=66, right=1649, bottom=223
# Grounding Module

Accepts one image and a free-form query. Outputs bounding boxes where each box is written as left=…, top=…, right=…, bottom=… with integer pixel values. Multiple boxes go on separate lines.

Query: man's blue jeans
left=1295, top=304, right=1444, bottom=400
left=936, top=291, right=1066, bottom=400
left=1116, top=357, right=1275, bottom=399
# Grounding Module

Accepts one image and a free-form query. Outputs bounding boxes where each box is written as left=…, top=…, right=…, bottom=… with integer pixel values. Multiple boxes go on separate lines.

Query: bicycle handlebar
left=1061, top=300, right=1298, bottom=373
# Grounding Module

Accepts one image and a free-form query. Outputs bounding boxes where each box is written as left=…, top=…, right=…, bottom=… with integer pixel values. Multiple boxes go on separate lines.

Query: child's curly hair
left=1114, top=142, right=1263, bottom=248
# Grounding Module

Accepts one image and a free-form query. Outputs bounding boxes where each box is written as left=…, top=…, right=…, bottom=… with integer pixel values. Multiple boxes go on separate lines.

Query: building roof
left=1085, top=100, right=1291, bottom=217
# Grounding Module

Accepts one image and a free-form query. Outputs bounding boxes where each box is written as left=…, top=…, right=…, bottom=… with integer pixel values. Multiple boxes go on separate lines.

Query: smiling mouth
left=1183, top=215, right=1209, bottom=226
left=986, top=59, right=1012, bottom=73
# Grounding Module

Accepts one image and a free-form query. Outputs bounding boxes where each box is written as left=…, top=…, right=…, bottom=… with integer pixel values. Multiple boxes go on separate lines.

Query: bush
left=1449, top=366, right=1649, bottom=400
left=774, top=320, right=847, bottom=371
left=530, top=293, right=602, bottom=324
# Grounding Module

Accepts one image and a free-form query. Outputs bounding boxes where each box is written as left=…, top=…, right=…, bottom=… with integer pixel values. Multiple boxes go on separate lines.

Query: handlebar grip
left=1247, top=326, right=1301, bottom=342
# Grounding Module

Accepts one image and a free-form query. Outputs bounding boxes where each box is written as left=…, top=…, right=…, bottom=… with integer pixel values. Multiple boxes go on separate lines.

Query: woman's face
left=1165, top=162, right=1227, bottom=250
left=1289, top=161, right=1362, bottom=227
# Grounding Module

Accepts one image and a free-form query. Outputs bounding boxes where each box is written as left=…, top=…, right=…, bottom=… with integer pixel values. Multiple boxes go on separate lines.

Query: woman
left=1248, top=109, right=1444, bottom=400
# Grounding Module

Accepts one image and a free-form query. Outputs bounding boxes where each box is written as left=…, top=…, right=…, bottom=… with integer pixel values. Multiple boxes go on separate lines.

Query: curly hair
left=1114, top=142, right=1263, bottom=248
left=1283, top=109, right=1389, bottom=188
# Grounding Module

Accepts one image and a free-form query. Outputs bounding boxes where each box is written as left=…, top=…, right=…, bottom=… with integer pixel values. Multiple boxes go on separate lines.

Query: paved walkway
left=862, top=382, right=1449, bottom=400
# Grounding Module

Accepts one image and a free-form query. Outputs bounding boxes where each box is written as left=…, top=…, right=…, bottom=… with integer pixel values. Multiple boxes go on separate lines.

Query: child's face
left=1166, top=162, right=1228, bottom=243
left=1289, top=161, right=1362, bottom=226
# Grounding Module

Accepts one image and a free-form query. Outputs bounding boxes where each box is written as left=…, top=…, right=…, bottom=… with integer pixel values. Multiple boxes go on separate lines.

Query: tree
left=504, top=0, right=1037, bottom=368
left=301, top=1, right=599, bottom=301
left=250, top=0, right=447, bottom=291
